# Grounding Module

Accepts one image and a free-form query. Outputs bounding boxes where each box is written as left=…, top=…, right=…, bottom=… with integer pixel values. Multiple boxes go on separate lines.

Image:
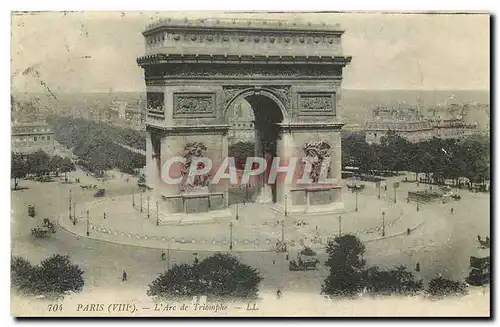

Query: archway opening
left=227, top=93, right=284, bottom=204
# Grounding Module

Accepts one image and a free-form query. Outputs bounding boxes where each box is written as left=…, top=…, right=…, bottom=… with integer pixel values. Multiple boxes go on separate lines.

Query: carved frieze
left=268, top=86, right=291, bottom=111
left=220, top=86, right=291, bottom=116
left=144, top=64, right=342, bottom=80
left=220, top=86, right=247, bottom=111
left=146, top=92, right=165, bottom=116
left=298, top=93, right=335, bottom=116
left=173, top=93, right=216, bottom=118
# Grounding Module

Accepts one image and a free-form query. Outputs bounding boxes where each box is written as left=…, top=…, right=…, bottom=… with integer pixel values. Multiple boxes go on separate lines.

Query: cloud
left=11, top=12, right=490, bottom=92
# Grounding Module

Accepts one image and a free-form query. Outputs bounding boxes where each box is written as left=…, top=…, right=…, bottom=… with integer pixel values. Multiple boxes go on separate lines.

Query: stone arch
left=223, top=87, right=290, bottom=124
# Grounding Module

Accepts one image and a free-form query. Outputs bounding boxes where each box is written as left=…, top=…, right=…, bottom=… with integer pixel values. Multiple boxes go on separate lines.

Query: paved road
left=11, top=173, right=490, bottom=300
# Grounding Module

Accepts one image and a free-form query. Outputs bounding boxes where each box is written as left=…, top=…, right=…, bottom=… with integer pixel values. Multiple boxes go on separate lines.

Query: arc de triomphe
left=136, top=18, right=352, bottom=220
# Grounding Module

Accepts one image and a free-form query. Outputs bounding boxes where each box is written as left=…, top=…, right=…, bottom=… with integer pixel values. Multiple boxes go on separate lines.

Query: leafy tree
left=60, top=157, right=75, bottom=180
left=11, top=256, right=37, bottom=294
left=27, top=150, right=51, bottom=176
left=426, top=276, right=468, bottom=297
left=11, top=153, right=28, bottom=189
left=49, top=117, right=145, bottom=175
left=49, top=155, right=64, bottom=176
left=322, top=234, right=366, bottom=297
left=378, top=130, right=411, bottom=172
left=147, top=263, right=201, bottom=299
left=342, top=133, right=375, bottom=173
left=196, top=253, right=262, bottom=299
left=147, top=253, right=262, bottom=300
left=35, top=254, right=84, bottom=297
left=11, top=254, right=84, bottom=298
left=459, top=135, right=490, bottom=184
left=362, top=265, right=423, bottom=295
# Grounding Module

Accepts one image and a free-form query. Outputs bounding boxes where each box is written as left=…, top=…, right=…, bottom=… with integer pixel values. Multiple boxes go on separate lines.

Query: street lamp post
left=156, top=201, right=159, bottom=226
left=147, top=196, right=150, bottom=218
left=229, top=222, right=233, bottom=251
left=377, top=183, right=381, bottom=200
left=69, top=190, right=72, bottom=220
left=284, top=194, right=288, bottom=217
left=338, top=215, right=342, bottom=236
left=86, top=209, right=90, bottom=236
left=236, top=202, right=239, bottom=220
left=140, top=192, right=143, bottom=213
left=381, top=211, right=386, bottom=237
left=245, top=184, right=249, bottom=203
left=132, top=188, right=135, bottom=207
left=73, top=202, right=76, bottom=224
left=281, top=220, right=285, bottom=244
left=416, top=184, right=420, bottom=212
left=355, top=191, right=359, bottom=212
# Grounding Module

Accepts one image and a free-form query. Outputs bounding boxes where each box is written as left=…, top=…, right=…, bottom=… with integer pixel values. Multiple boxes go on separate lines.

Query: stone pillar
left=221, top=131, right=229, bottom=207
left=254, top=127, right=272, bottom=204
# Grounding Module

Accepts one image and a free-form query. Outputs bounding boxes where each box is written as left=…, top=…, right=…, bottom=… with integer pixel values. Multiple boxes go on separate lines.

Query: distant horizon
left=12, top=88, right=491, bottom=95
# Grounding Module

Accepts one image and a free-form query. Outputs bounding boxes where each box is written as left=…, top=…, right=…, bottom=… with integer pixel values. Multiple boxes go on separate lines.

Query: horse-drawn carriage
left=28, top=204, right=36, bottom=217
left=30, top=218, right=56, bottom=238
left=289, top=258, right=319, bottom=271
left=347, top=184, right=365, bottom=192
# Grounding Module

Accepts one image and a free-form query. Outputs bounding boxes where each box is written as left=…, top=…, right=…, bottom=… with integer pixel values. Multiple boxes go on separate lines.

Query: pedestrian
left=277, top=289, right=282, bottom=299
left=161, top=251, right=166, bottom=261
left=415, top=262, right=420, bottom=272
left=272, top=259, right=276, bottom=265
left=450, top=207, right=454, bottom=215
left=103, top=212, right=106, bottom=220
left=122, top=270, right=127, bottom=282
left=407, top=228, right=411, bottom=236
left=384, top=185, right=387, bottom=191
left=285, top=253, right=289, bottom=261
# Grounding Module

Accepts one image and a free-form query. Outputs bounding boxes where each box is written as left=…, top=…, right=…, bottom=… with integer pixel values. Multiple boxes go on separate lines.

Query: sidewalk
left=58, top=190, right=426, bottom=252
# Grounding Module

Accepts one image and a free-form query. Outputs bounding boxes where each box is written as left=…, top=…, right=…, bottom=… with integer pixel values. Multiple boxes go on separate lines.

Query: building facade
left=365, top=106, right=478, bottom=144
left=227, top=100, right=255, bottom=144
left=11, top=122, right=55, bottom=155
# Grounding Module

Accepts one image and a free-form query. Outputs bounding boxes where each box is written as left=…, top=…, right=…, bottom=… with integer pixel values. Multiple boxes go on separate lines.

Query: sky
left=11, top=11, right=490, bottom=93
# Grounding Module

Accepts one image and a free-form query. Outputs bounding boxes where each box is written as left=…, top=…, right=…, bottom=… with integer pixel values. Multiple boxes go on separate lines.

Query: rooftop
left=144, top=17, right=343, bottom=35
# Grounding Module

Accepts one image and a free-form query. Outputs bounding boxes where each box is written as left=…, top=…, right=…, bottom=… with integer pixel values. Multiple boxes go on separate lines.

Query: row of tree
left=11, top=254, right=84, bottom=299
left=11, top=150, right=75, bottom=189
left=48, top=117, right=146, bottom=175
left=322, top=235, right=469, bottom=298
left=342, top=131, right=490, bottom=185
left=12, top=241, right=479, bottom=301
left=12, top=252, right=262, bottom=301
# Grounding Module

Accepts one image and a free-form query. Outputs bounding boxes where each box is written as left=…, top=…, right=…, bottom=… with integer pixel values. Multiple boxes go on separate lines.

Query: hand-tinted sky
left=11, top=11, right=489, bottom=93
